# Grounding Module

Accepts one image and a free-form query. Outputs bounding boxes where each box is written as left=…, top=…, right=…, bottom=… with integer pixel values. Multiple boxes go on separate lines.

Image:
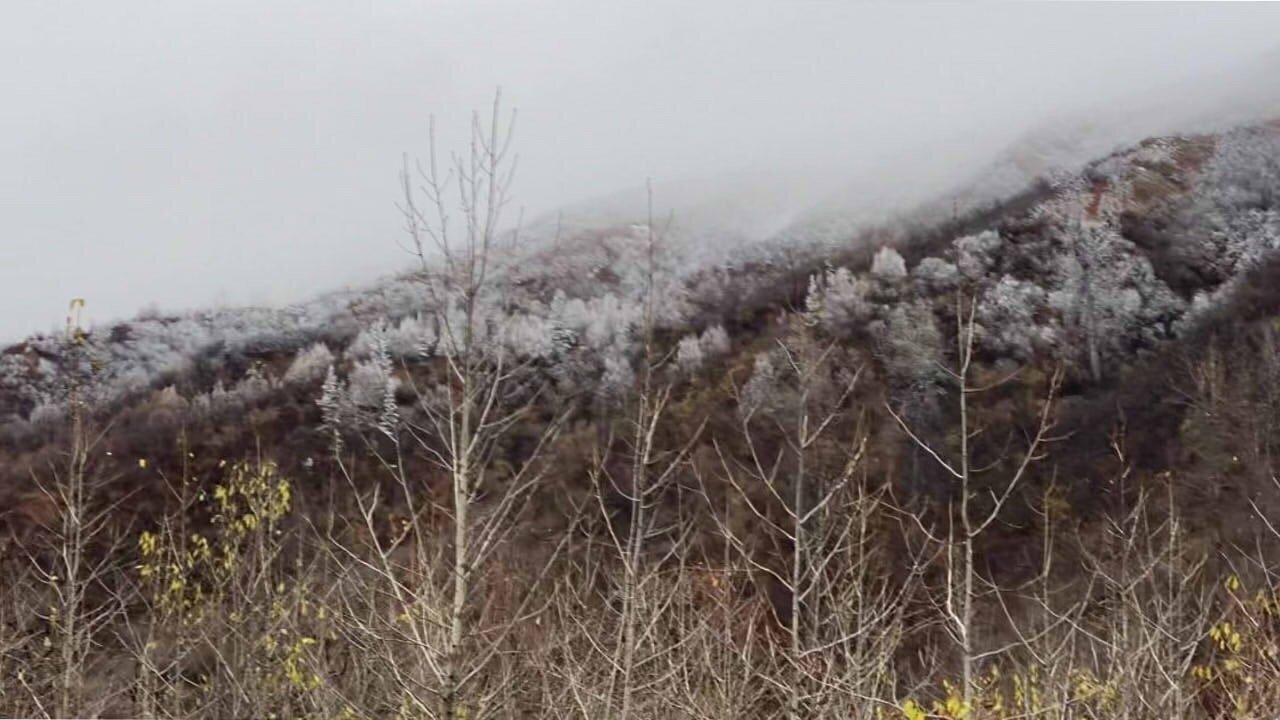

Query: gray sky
left=4, top=1, right=1280, bottom=341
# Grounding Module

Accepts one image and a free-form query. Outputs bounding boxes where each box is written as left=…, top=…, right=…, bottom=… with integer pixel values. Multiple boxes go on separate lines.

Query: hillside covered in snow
left=3, top=120, right=1277, bottom=449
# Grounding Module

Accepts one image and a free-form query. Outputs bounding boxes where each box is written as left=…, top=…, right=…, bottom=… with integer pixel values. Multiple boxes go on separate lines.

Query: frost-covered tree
left=870, top=245, right=907, bottom=281
left=954, top=230, right=1003, bottom=282
left=548, top=291, right=643, bottom=356
left=1203, top=126, right=1280, bottom=215
left=284, top=343, right=334, bottom=385
left=317, top=365, right=347, bottom=448
left=330, top=320, right=398, bottom=436
left=348, top=358, right=395, bottom=410
left=599, top=344, right=636, bottom=402
left=676, top=323, right=730, bottom=374
left=1060, top=221, right=1106, bottom=381
left=1168, top=127, right=1280, bottom=289
left=698, top=323, right=730, bottom=359
left=740, top=350, right=782, bottom=419
left=1048, top=222, right=1183, bottom=380
left=674, top=334, right=704, bottom=373
left=913, top=256, right=959, bottom=294
left=875, top=299, right=944, bottom=393
left=387, top=313, right=437, bottom=358
left=805, top=266, right=875, bottom=337
left=500, top=311, right=567, bottom=360
left=586, top=294, right=644, bottom=352
left=976, top=275, right=1050, bottom=361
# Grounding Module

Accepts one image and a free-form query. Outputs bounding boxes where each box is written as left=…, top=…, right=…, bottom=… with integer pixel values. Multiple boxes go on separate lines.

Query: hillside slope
left=2, top=120, right=1278, bottom=526
left=2, top=119, right=1280, bottom=718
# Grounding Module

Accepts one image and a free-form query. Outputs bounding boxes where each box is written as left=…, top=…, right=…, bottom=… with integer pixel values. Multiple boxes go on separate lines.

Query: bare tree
left=14, top=301, right=132, bottom=717
left=887, top=291, right=1062, bottom=709
left=706, top=334, right=912, bottom=719
left=322, top=90, right=571, bottom=720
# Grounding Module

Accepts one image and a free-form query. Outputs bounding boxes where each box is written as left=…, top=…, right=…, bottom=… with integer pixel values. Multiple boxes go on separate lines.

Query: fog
left=4, top=1, right=1280, bottom=341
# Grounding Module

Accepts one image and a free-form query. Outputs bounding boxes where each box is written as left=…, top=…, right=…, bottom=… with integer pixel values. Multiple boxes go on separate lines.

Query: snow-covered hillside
left=2, top=116, right=1278, bottom=445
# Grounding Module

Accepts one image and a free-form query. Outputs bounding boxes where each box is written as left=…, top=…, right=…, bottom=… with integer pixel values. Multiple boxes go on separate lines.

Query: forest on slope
left=2, top=101, right=1280, bottom=718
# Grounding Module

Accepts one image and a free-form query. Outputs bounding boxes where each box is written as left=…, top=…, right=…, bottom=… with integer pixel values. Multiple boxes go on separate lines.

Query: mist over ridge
left=4, top=2, right=1280, bottom=340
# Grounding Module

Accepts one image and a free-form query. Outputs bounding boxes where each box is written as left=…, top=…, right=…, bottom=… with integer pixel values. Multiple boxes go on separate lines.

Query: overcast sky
left=4, top=1, right=1280, bottom=341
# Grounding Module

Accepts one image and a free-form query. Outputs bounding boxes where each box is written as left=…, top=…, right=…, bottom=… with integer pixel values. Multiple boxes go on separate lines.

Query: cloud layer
left=3, top=1, right=1279, bottom=340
